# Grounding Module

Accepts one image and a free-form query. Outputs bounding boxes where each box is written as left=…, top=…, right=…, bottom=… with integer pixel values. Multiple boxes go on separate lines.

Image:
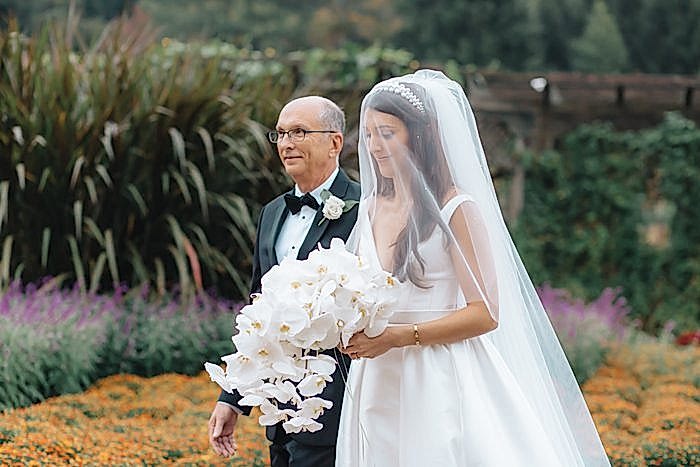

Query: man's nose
left=277, top=133, right=295, bottom=149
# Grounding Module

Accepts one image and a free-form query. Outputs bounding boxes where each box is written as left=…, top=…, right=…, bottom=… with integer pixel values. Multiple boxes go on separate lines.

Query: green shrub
left=515, top=114, right=700, bottom=332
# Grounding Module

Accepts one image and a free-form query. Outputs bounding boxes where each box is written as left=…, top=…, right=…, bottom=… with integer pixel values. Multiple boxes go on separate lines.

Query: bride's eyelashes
left=364, top=131, right=395, bottom=140
left=365, top=121, right=399, bottom=137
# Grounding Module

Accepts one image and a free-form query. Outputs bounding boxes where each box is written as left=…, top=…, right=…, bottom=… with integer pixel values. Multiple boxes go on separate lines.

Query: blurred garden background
left=1, top=0, right=699, bottom=465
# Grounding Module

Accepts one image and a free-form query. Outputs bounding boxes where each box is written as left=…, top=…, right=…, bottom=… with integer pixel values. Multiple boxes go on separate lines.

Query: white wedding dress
left=336, top=196, right=570, bottom=467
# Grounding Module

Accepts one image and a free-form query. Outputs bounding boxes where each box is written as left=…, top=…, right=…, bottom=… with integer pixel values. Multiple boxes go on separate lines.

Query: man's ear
left=330, top=133, right=344, bottom=157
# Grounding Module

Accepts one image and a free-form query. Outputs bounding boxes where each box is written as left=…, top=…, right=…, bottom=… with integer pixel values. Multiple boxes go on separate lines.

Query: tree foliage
left=608, top=0, right=700, bottom=74
left=137, top=0, right=401, bottom=52
left=2, top=0, right=699, bottom=73
left=570, top=0, right=629, bottom=72
left=394, top=0, right=536, bottom=69
left=530, top=0, right=589, bottom=70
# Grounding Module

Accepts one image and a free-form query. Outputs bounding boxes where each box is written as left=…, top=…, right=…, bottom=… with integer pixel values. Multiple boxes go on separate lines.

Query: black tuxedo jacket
left=219, top=169, right=359, bottom=447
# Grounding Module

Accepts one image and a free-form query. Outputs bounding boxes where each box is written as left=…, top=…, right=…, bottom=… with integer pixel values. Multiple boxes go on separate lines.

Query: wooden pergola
left=466, top=70, right=700, bottom=150
left=461, top=71, right=700, bottom=221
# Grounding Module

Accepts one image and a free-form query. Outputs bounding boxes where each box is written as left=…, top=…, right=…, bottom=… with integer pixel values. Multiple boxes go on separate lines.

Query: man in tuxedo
left=208, top=96, right=359, bottom=467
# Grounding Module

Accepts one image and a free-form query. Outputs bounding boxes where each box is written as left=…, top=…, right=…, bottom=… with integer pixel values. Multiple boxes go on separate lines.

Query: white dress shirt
left=275, top=168, right=339, bottom=261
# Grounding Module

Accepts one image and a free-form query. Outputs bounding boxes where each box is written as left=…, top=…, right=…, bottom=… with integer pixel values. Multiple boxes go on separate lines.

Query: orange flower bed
left=0, top=373, right=268, bottom=465
left=583, top=341, right=700, bottom=466
left=1, top=340, right=697, bottom=465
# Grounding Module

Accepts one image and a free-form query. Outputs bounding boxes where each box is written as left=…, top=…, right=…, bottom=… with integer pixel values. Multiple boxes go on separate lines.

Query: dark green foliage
left=515, top=113, right=700, bottom=331
left=394, top=0, right=536, bottom=70
left=570, top=0, right=629, bottom=72
left=3, top=0, right=700, bottom=73
left=637, top=114, right=700, bottom=330
left=83, top=0, right=131, bottom=19
left=531, top=0, right=591, bottom=70
left=608, top=0, right=700, bottom=74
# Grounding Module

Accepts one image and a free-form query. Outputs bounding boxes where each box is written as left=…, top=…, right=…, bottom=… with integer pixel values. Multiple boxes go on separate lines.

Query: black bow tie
left=284, top=192, right=320, bottom=214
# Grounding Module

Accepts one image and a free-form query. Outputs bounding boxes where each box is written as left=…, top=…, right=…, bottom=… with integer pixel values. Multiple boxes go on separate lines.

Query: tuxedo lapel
left=262, top=194, right=290, bottom=269
left=297, top=170, right=352, bottom=260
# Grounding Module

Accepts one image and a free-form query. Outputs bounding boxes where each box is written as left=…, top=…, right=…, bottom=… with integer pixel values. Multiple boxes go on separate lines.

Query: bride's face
left=363, top=108, right=411, bottom=179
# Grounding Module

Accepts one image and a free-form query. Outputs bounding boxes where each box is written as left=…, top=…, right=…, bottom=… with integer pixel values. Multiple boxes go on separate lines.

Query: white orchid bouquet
left=205, top=238, right=401, bottom=433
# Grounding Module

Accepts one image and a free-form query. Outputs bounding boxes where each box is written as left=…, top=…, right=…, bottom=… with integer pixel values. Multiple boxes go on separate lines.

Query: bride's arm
left=384, top=300, right=496, bottom=349
left=342, top=302, right=495, bottom=358
left=343, top=200, right=498, bottom=358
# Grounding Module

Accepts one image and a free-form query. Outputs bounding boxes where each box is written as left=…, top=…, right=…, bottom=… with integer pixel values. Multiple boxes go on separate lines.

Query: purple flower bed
left=0, top=279, right=241, bottom=410
left=538, top=284, right=630, bottom=383
left=97, top=285, right=241, bottom=378
left=0, top=279, right=118, bottom=328
left=539, top=284, right=629, bottom=340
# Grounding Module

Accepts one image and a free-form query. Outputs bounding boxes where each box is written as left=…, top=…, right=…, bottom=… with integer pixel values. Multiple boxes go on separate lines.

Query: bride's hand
left=342, top=329, right=398, bottom=359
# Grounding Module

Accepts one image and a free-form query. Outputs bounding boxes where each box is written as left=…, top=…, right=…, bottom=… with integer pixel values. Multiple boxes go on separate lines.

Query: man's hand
left=208, top=402, right=239, bottom=457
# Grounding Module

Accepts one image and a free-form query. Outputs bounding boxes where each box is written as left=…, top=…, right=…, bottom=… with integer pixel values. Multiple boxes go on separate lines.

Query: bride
left=336, top=70, right=610, bottom=466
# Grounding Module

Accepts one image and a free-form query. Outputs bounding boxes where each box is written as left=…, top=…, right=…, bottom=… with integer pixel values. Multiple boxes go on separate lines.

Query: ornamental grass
left=0, top=20, right=292, bottom=300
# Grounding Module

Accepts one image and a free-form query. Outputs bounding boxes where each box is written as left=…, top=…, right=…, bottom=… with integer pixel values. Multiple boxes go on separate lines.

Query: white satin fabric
left=336, top=198, right=570, bottom=467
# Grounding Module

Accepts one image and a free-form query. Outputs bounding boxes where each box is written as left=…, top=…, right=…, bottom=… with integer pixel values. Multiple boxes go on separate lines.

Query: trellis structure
left=463, top=71, right=700, bottom=221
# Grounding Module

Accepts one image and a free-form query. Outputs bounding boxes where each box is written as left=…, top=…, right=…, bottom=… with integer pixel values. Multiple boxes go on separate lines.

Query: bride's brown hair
left=365, top=83, right=454, bottom=287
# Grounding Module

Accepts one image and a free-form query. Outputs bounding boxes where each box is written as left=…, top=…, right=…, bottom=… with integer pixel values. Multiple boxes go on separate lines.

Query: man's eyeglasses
left=267, top=128, right=338, bottom=144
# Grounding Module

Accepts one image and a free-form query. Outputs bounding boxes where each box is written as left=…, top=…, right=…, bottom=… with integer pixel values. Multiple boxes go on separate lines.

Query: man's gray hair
left=319, top=100, right=345, bottom=134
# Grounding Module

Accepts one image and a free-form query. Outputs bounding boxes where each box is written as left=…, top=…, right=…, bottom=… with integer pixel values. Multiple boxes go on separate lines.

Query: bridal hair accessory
left=373, top=82, right=425, bottom=113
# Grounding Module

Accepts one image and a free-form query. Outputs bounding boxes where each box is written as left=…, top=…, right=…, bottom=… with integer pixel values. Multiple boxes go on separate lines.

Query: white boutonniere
left=318, top=189, right=359, bottom=225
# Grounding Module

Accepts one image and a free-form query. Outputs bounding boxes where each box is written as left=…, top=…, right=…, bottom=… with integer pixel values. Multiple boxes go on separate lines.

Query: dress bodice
left=358, top=195, right=472, bottom=323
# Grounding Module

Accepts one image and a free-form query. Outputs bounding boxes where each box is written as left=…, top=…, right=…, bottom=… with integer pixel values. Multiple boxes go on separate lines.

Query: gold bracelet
left=413, top=323, right=421, bottom=346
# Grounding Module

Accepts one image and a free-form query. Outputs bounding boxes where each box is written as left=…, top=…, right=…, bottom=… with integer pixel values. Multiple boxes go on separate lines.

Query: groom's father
left=208, top=96, right=359, bottom=467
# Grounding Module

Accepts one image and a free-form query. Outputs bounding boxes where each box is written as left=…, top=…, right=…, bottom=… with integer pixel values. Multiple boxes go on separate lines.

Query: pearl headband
left=371, top=82, right=426, bottom=113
